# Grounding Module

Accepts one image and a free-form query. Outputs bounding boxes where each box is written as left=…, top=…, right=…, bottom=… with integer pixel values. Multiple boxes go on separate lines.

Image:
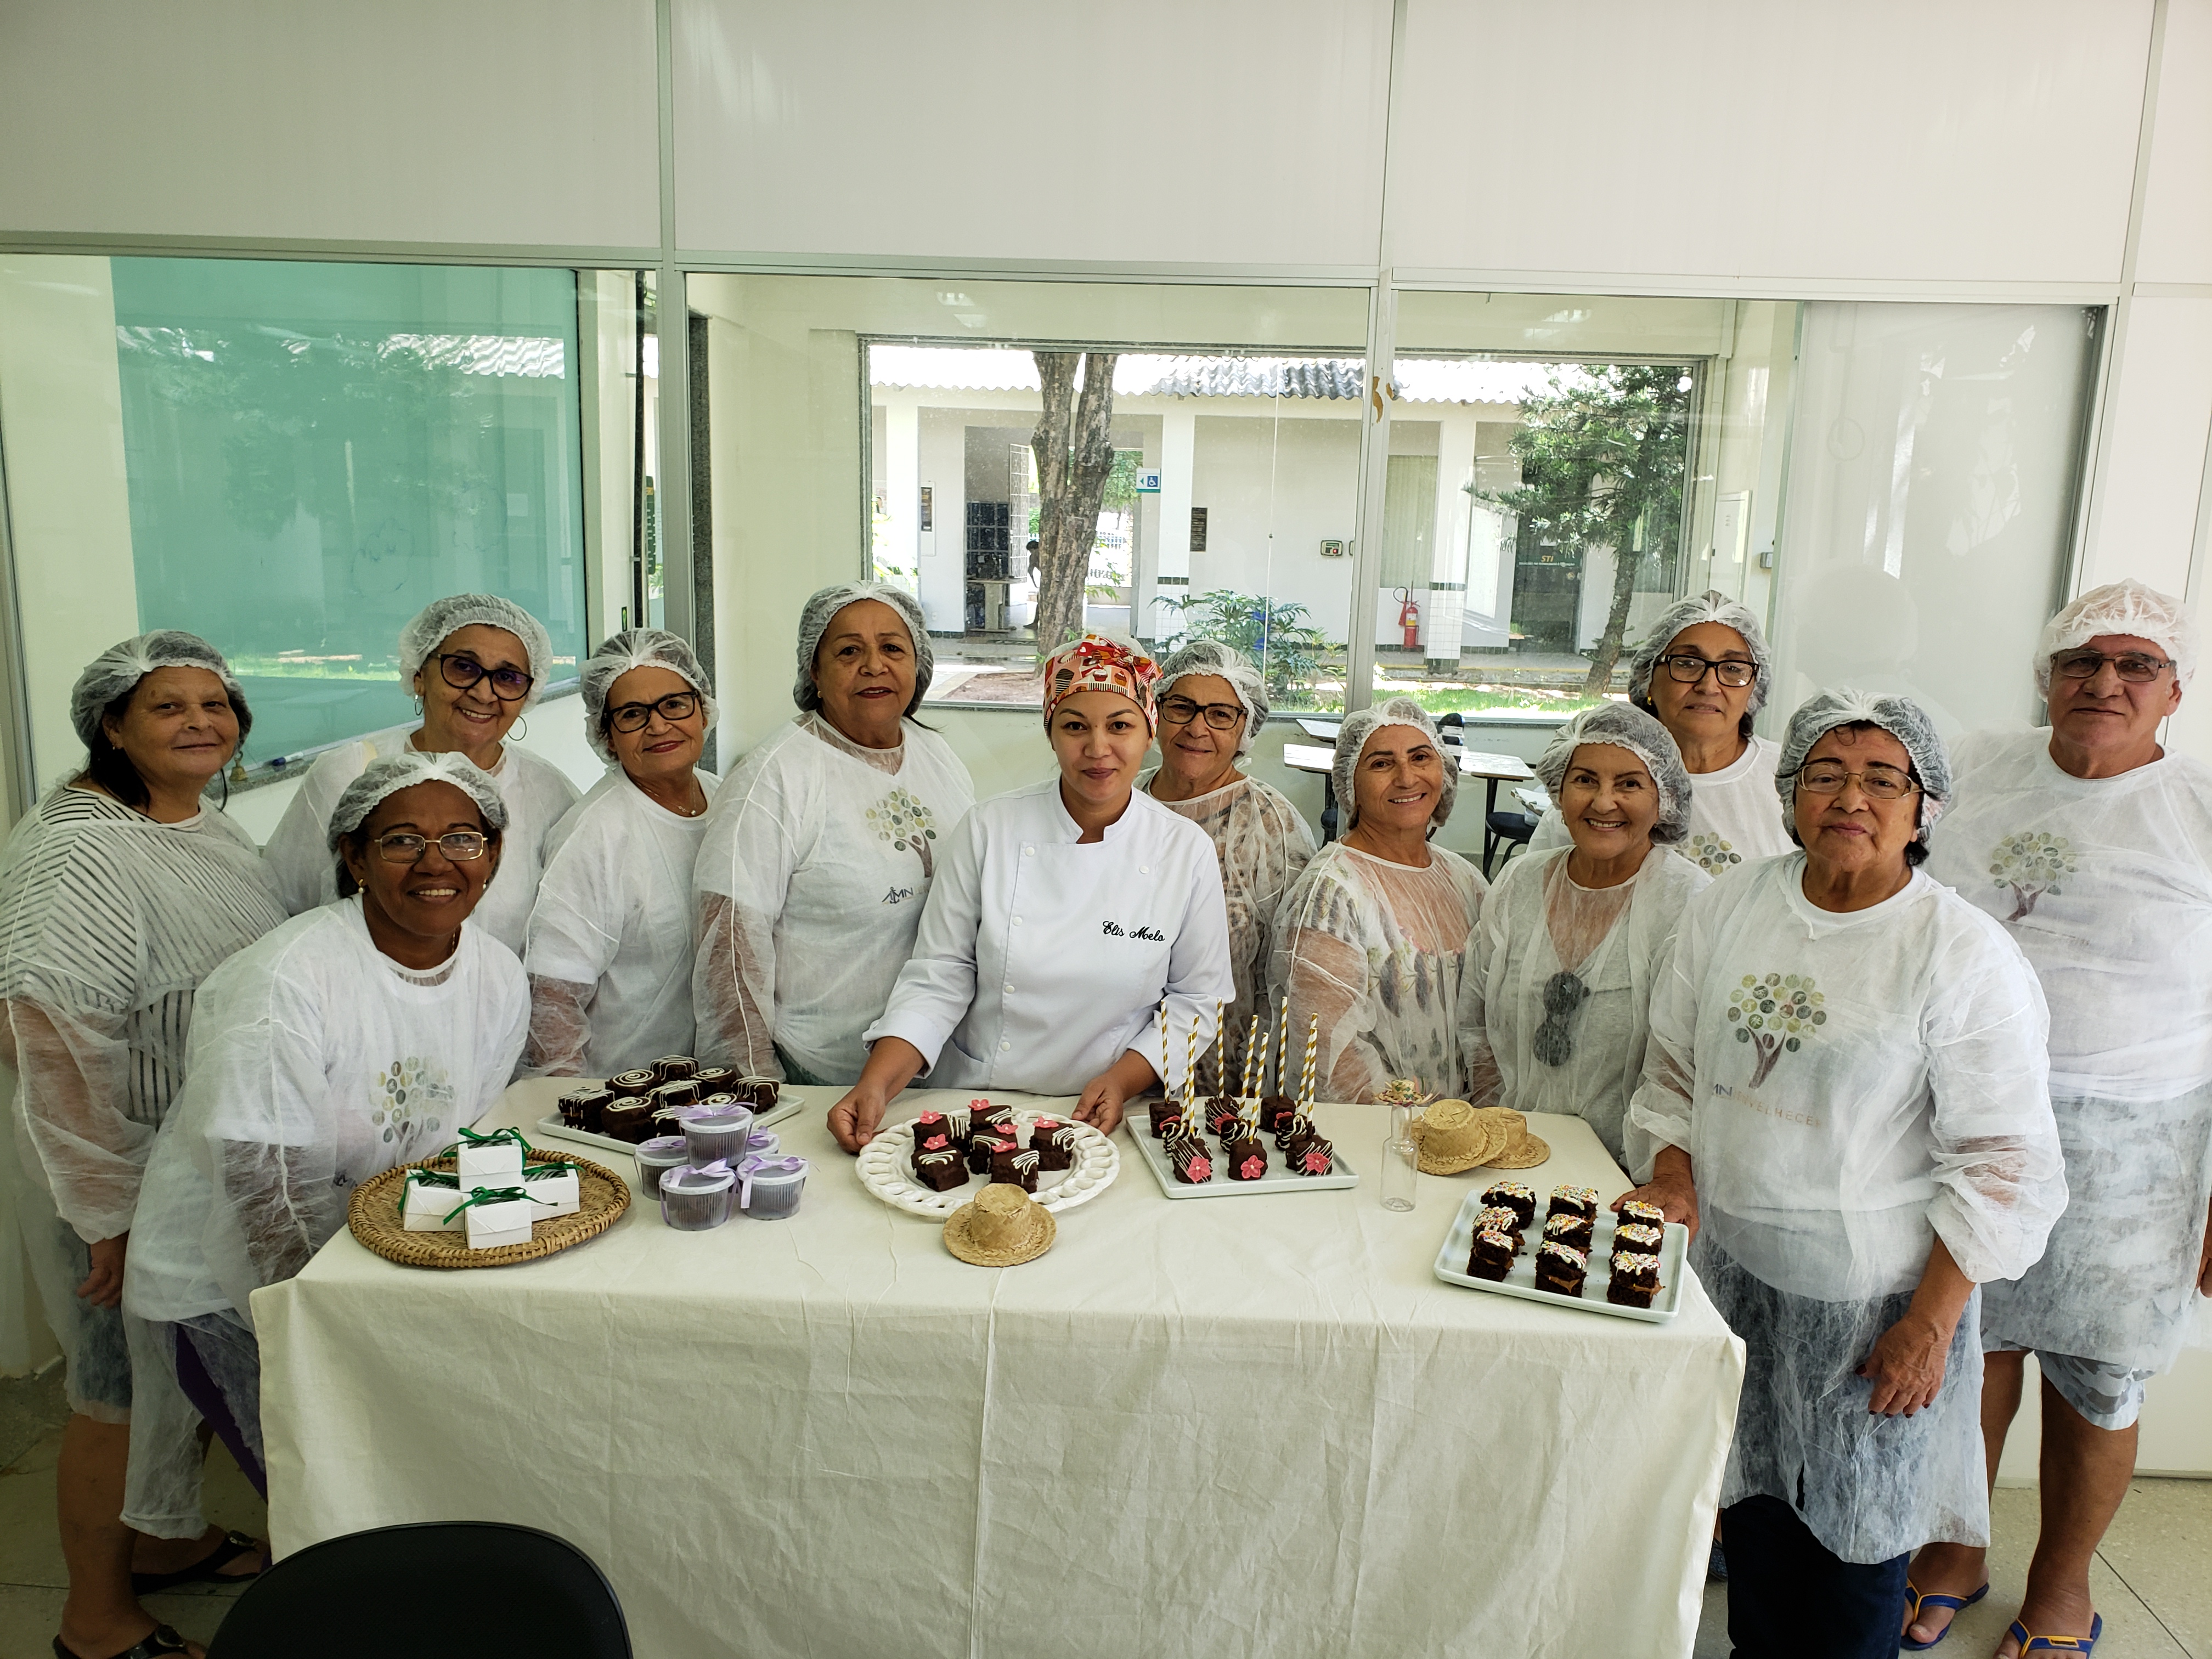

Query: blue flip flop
left=2007, top=1612, right=2103, bottom=1654
left=1900, top=1579, right=1990, bottom=1650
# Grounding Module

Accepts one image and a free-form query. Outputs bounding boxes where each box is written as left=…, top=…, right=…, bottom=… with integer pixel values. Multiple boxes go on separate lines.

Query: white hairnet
left=325, top=751, right=509, bottom=849
left=1533, top=703, right=1694, bottom=845
left=1627, top=589, right=1773, bottom=724
left=397, top=594, right=556, bottom=710
left=1774, top=687, right=1951, bottom=847
left=578, top=628, right=719, bottom=765
left=71, top=631, right=247, bottom=752
left=793, top=583, right=933, bottom=714
left=1334, top=697, right=1457, bottom=832
left=1155, top=639, right=1269, bottom=760
left=2034, top=577, right=2198, bottom=695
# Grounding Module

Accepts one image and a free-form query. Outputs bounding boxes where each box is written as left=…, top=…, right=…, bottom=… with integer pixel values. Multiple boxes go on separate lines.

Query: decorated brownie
left=976, top=1104, right=1018, bottom=1141
left=607, top=1068, right=658, bottom=1098
left=990, top=1145, right=1042, bottom=1193
left=1290, top=1136, right=1335, bottom=1177
left=1547, top=1184, right=1600, bottom=1224
left=1542, top=1211, right=1594, bottom=1253
left=691, top=1064, right=738, bottom=1093
left=735, top=1077, right=781, bottom=1110
left=911, top=1111, right=955, bottom=1156
left=1474, top=1204, right=1525, bottom=1243
left=557, top=1086, right=612, bottom=1132
left=697, top=1092, right=743, bottom=1108
left=1273, top=1111, right=1315, bottom=1153
left=651, top=1055, right=697, bottom=1083
left=1618, top=1199, right=1664, bottom=1233
left=1167, top=1131, right=1214, bottom=1185
left=946, top=1104, right=975, bottom=1149
left=913, top=1148, right=968, bottom=1192
left=1467, top=1227, right=1518, bottom=1282
left=1204, top=1098, right=1242, bottom=1138
left=1030, top=1119, right=1076, bottom=1171
left=968, top=1135, right=1015, bottom=1176
left=1225, top=1135, right=1268, bottom=1181
left=1258, top=1094, right=1297, bottom=1134
left=1148, top=1099, right=1186, bottom=1138
left=1533, top=1241, right=1588, bottom=1297
left=1606, top=1252, right=1663, bottom=1308
left=652, top=1079, right=702, bottom=1111
left=1481, top=1181, right=1537, bottom=1229
left=601, top=1099, right=654, bottom=1143
left=1612, top=1222, right=1664, bottom=1263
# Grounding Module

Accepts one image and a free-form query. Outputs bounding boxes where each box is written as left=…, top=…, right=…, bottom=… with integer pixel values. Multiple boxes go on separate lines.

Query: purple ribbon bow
left=665, top=1160, right=732, bottom=1192
left=736, top=1153, right=807, bottom=1208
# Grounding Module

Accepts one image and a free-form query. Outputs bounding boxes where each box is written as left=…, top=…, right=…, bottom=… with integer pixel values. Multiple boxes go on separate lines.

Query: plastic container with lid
left=634, top=1137, right=691, bottom=1196
left=682, top=1108, right=754, bottom=1169
left=659, top=1165, right=736, bottom=1231
left=742, top=1130, right=780, bottom=1161
left=737, top=1156, right=809, bottom=1221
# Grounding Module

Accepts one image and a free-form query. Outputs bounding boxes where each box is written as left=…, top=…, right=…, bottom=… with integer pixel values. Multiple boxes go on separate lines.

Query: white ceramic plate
left=1431, top=1188, right=1686, bottom=1324
left=856, top=1110, right=1118, bottom=1217
left=533, top=1091, right=805, bottom=1160
left=1121, top=1117, right=1358, bottom=1198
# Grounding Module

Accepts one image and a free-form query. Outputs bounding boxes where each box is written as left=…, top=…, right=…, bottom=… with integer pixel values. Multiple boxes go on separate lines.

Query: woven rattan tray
left=347, top=1148, right=630, bottom=1269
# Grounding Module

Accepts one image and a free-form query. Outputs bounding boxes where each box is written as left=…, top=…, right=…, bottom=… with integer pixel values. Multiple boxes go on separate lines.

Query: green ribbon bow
left=404, top=1168, right=462, bottom=1195
left=440, top=1184, right=558, bottom=1225
left=521, top=1162, right=573, bottom=1183
left=447, top=1124, right=535, bottom=1159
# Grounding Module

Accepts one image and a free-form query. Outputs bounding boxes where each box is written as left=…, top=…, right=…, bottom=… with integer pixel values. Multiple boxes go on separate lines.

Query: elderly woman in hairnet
left=260, top=593, right=579, bottom=953
left=1903, top=580, right=2212, bottom=1657
left=693, top=583, right=973, bottom=1085
left=521, top=630, right=719, bottom=1076
left=1268, top=698, right=1487, bottom=1102
left=1532, top=590, right=1791, bottom=877
left=126, top=752, right=528, bottom=1506
left=1460, top=703, right=1708, bottom=1166
left=0, top=634, right=286, bottom=1659
left=1139, top=640, right=1315, bottom=1040
left=832, top=633, right=1233, bottom=1149
left=1621, top=689, right=2063, bottom=1659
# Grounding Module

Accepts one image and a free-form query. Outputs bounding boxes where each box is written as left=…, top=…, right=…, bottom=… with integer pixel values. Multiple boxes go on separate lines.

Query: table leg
left=1321, top=775, right=1339, bottom=843
left=1480, top=777, right=1502, bottom=873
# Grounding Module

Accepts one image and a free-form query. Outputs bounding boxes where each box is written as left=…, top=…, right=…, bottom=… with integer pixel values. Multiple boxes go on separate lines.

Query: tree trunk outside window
left=1030, top=350, right=1119, bottom=659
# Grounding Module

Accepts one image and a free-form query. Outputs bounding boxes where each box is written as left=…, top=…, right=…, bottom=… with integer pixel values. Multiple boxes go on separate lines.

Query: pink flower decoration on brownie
left=1189, top=1156, right=1212, bottom=1181
left=1239, top=1156, right=1264, bottom=1179
left=1303, top=1149, right=1330, bottom=1173
left=922, top=1135, right=947, bottom=1150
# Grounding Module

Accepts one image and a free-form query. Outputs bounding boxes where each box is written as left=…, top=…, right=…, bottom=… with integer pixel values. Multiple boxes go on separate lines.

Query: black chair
left=206, top=1522, right=630, bottom=1658
left=1483, top=808, right=1539, bottom=876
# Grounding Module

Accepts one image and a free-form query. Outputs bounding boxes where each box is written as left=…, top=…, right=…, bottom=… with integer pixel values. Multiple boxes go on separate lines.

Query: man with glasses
left=1139, top=640, right=1315, bottom=1049
left=1531, top=591, right=1794, bottom=878
left=1909, top=580, right=2212, bottom=1657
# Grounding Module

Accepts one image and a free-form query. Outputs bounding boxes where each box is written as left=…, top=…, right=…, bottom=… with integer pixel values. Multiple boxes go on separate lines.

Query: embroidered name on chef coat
left=882, top=883, right=916, bottom=905
left=1102, top=921, right=1167, bottom=941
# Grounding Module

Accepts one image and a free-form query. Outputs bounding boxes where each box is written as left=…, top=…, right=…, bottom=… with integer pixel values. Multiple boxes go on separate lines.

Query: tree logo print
left=1726, top=972, right=1825, bottom=1087
left=868, top=788, right=940, bottom=878
left=1686, top=833, right=1743, bottom=876
left=1989, top=831, right=2076, bottom=921
left=369, top=1055, right=454, bottom=1148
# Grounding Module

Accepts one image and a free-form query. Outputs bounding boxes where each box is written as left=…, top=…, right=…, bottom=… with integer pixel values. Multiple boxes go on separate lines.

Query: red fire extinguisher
left=1396, top=588, right=1421, bottom=650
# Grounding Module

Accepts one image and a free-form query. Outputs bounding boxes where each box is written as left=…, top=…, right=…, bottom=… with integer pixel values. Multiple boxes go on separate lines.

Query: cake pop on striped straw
left=1274, top=996, right=1291, bottom=1096
left=1301, top=1013, right=1318, bottom=1107
left=1239, top=1013, right=1261, bottom=1099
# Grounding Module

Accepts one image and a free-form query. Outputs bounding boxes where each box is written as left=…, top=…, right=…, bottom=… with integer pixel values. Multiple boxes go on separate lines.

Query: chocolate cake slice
left=1481, top=1182, right=1537, bottom=1229
left=600, top=1099, right=653, bottom=1143
left=1167, top=1133, right=1214, bottom=1184
left=1226, top=1136, right=1267, bottom=1181
left=691, top=1064, right=738, bottom=1093
left=1030, top=1119, right=1075, bottom=1171
left=1542, top=1211, right=1594, bottom=1254
left=913, top=1149, right=968, bottom=1192
left=1533, top=1241, right=1588, bottom=1297
left=1474, top=1204, right=1525, bottom=1244
left=1605, top=1251, right=1663, bottom=1308
left=1204, top=1098, right=1242, bottom=1139
left=1148, top=1099, right=1186, bottom=1139
left=650, top=1055, right=697, bottom=1082
left=1617, top=1199, right=1665, bottom=1233
left=1546, top=1184, right=1599, bottom=1224
left=607, top=1068, right=658, bottom=1098
left=557, top=1086, right=612, bottom=1132
left=1259, top=1094, right=1297, bottom=1134
left=1467, top=1227, right=1518, bottom=1282
left=1291, top=1137, right=1335, bottom=1177
left=911, top=1111, right=954, bottom=1156
left=990, top=1146, right=1041, bottom=1193
left=1611, top=1223, right=1664, bottom=1265
left=968, top=1135, right=1014, bottom=1176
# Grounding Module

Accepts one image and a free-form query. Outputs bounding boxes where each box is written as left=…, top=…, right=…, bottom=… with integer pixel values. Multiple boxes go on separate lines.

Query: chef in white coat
left=829, top=633, right=1234, bottom=1149
left=521, top=629, right=719, bottom=1076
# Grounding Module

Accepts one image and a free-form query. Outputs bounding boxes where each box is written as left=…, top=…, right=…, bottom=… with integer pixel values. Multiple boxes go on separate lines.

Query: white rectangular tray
left=1431, top=1187, right=1686, bottom=1324
left=1122, top=1119, right=1357, bottom=1198
left=533, top=1093, right=805, bottom=1160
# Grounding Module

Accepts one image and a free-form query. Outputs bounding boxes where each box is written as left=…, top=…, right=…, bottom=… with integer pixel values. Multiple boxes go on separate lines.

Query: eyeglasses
left=437, top=653, right=534, bottom=702
left=608, top=691, right=702, bottom=732
left=372, top=831, right=490, bottom=864
left=2050, top=648, right=2174, bottom=684
left=1158, top=696, right=1246, bottom=731
left=1658, top=653, right=1757, bottom=689
left=1793, top=764, right=1919, bottom=800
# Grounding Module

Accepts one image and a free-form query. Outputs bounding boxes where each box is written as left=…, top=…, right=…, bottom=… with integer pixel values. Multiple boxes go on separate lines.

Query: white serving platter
left=1122, top=1117, right=1358, bottom=1198
left=533, top=1090, right=805, bottom=1161
left=1431, top=1187, right=1686, bottom=1324
left=856, top=1110, right=1118, bottom=1218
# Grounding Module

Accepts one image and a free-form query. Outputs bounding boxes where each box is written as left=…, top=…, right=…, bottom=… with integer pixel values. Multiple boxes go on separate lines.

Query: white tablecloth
left=256, top=1086, right=1744, bottom=1658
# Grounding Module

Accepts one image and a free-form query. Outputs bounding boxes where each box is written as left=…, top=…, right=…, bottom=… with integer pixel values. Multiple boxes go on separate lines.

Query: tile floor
left=0, top=1358, right=2204, bottom=1656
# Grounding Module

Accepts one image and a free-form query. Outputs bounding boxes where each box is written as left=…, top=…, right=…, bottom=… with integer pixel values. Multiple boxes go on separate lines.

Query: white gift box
left=464, top=1195, right=537, bottom=1250
left=521, top=1166, right=580, bottom=1218
left=456, top=1140, right=524, bottom=1190
left=402, top=1176, right=466, bottom=1232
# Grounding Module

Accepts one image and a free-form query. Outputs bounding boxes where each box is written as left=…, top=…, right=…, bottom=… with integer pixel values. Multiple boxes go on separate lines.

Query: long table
left=256, top=1085, right=1743, bottom=1658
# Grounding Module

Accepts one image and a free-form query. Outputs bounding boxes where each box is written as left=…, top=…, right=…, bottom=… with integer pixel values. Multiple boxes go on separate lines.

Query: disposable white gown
left=693, top=714, right=974, bottom=1085
left=522, top=769, right=720, bottom=1077
left=1928, top=729, right=2212, bottom=1369
left=1138, top=769, right=1315, bottom=1040
left=1532, top=734, right=1790, bottom=877
left=260, top=735, right=580, bottom=954
left=126, top=897, right=528, bottom=1331
left=1462, top=845, right=1708, bottom=1167
left=1267, top=842, right=1488, bottom=1103
left=1627, top=854, right=2064, bottom=1561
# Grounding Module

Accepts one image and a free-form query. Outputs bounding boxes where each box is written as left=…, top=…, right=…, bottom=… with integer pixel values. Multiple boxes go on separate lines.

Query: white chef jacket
left=865, top=780, right=1234, bottom=1097
left=260, top=733, right=580, bottom=955
left=1534, top=733, right=1790, bottom=877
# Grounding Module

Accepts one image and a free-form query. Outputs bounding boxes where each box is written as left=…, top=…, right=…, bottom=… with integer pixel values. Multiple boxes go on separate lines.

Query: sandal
left=2007, top=1612, right=2103, bottom=1654
left=52, top=1624, right=194, bottom=1659
left=1900, top=1577, right=1989, bottom=1649
left=131, top=1528, right=265, bottom=1595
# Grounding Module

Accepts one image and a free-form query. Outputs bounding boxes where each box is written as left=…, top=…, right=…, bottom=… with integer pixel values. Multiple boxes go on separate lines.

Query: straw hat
left=1407, top=1099, right=1550, bottom=1175
left=944, top=1182, right=1057, bottom=1266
